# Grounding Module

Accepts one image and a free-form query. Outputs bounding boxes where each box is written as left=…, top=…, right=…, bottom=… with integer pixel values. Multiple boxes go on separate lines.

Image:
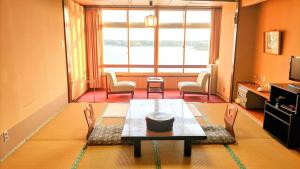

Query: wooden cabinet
left=236, top=83, right=269, bottom=109
left=263, top=84, right=300, bottom=147
left=241, top=0, right=267, bottom=7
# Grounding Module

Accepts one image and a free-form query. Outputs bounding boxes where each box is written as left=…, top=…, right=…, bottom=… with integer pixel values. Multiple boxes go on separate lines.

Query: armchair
left=106, top=71, right=136, bottom=99
left=178, top=71, right=211, bottom=100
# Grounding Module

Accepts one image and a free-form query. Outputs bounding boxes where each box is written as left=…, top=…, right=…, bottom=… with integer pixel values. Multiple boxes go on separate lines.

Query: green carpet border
left=71, top=110, right=105, bottom=169
left=200, top=107, right=247, bottom=169
left=152, top=141, right=161, bottom=169
left=224, top=145, right=246, bottom=169
left=71, top=144, right=88, bottom=169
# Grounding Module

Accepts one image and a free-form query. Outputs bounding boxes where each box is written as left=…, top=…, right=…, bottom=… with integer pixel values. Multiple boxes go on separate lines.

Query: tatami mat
left=197, top=103, right=271, bottom=139
left=1, top=102, right=300, bottom=169
left=158, top=141, right=239, bottom=169
left=0, top=140, right=85, bottom=169
left=229, top=139, right=300, bottom=169
left=78, top=142, right=155, bottom=169
left=31, top=103, right=107, bottom=140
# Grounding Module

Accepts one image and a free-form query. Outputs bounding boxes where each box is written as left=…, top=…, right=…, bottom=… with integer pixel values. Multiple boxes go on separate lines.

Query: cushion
left=193, top=125, right=236, bottom=144
left=88, top=125, right=131, bottom=145
left=111, top=81, right=136, bottom=92
left=87, top=125, right=235, bottom=145
left=178, top=81, right=203, bottom=93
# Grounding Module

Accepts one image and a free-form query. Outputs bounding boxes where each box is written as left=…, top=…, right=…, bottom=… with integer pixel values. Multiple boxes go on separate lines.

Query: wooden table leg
left=162, top=82, right=164, bottom=99
left=184, top=139, right=192, bottom=157
left=134, top=140, right=141, bottom=157
left=147, top=82, right=149, bottom=99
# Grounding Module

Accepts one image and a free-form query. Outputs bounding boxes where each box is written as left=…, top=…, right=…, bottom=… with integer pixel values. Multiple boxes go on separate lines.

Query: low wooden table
left=147, top=77, right=164, bottom=98
left=121, top=99, right=207, bottom=157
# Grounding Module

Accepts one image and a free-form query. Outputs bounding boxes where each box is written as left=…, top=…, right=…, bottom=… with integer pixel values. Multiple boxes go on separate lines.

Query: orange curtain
left=85, top=8, right=101, bottom=88
left=209, top=9, right=222, bottom=64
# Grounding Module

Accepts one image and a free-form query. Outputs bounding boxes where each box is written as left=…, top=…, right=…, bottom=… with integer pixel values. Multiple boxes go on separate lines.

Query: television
left=288, top=56, right=300, bottom=90
left=289, top=56, right=300, bottom=82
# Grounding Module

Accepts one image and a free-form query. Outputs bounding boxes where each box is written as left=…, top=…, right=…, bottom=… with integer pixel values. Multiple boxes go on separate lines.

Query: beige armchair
left=106, top=71, right=136, bottom=98
left=178, top=72, right=211, bottom=100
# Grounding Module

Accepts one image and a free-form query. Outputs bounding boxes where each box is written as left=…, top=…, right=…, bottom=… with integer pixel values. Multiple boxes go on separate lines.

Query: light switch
left=61, top=40, right=65, bottom=48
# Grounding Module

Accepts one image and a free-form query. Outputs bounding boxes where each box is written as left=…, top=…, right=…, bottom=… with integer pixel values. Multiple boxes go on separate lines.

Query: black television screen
left=289, top=56, right=300, bottom=82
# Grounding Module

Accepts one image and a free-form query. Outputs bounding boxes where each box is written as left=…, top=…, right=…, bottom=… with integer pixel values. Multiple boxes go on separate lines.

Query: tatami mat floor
left=1, top=102, right=300, bottom=169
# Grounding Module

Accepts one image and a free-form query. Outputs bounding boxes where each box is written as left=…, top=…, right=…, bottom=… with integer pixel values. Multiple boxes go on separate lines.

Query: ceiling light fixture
left=144, top=0, right=157, bottom=27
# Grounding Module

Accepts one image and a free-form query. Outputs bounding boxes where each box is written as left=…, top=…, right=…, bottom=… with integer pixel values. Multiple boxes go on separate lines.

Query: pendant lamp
left=144, top=0, right=157, bottom=27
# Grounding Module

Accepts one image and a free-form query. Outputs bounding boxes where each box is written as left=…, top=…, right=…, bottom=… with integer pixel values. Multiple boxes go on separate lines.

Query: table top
left=238, top=82, right=270, bottom=100
left=121, top=99, right=206, bottom=140
left=147, top=77, right=163, bottom=82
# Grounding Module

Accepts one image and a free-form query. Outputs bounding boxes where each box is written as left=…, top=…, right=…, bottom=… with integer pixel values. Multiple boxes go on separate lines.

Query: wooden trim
left=85, top=6, right=223, bottom=10
left=158, top=23, right=210, bottom=29
left=183, top=10, right=187, bottom=73
left=102, top=22, right=127, bottom=27
left=62, top=0, right=73, bottom=102
left=101, top=73, right=198, bottom=77
left=99, top=8, right=213, bottom=74
left=100, top=64, right=208, bottom=68
left=127, top=9, right=130, bottom=73
left=101, top=23, right=211, bottom=29
left=154, top=9, right=159, bottom=76
left=230, top=0, right=240, bottom=102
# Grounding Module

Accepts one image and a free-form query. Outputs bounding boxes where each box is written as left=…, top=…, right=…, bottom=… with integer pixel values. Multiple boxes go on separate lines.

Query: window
left=129, top=10, right=154, bottom=73
left=102, top=10, right=128, bottom=72
left=158, top=11, right=184, bottom=73
left=184, top=10, right=211, bottom=73
left=103, top=28, right=128, bottom=65
left=100, top=9, right=212, bottom=74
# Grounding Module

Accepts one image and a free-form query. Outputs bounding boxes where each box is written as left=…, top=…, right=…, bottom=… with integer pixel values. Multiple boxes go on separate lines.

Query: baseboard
left=0, top=92, right=68, bottom=161
left=217, top=92, right=230, bottom=102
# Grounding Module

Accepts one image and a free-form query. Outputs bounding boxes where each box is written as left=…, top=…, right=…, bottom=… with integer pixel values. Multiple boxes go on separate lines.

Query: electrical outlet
left=3, top=130, right=9, bottom=142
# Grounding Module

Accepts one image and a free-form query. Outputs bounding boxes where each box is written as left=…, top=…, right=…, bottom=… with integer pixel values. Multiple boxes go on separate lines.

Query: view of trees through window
left=101, top=9, right=211, bottom=73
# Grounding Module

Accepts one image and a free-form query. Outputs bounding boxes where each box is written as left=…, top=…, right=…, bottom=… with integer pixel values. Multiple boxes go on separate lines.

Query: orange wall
left=0, top=0, right=68, bottom=133
left=217, top=3, right=237, bottom=102
left=253, top=0, right=300, bottom=85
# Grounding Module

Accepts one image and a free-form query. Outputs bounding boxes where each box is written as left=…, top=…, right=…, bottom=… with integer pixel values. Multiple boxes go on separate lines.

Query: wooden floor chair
left=224, top=104, right=238, bottom=137
left=193, top=103, right=239, bottom=145
left=83, top=104, right=129, bottom=145
left=83, top=104, right=95, bottom=139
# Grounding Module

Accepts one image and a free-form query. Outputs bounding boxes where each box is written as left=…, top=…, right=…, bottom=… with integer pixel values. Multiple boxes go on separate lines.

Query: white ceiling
left=73, top=0, right=236, bottom=7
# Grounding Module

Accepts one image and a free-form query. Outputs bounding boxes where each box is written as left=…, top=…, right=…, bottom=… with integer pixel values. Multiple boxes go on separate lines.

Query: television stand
left=263, top=83, right=300, bottom=147
left=288, top=83, right=300, bottom=90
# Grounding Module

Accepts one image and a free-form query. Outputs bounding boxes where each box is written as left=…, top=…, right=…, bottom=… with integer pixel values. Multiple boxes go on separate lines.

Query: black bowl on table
left=146, top=112, right=174, bottom=132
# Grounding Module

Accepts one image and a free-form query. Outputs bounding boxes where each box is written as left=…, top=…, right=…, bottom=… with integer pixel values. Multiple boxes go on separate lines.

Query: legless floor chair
left=106, top=71, right=136, bottom=99
left=178, top=71, right=211, bottom=100
left=224, top=104, right=238, bottom=137
left=83, top=104, right=127, bottom=145
left=193, top=104, right=238, bottom=144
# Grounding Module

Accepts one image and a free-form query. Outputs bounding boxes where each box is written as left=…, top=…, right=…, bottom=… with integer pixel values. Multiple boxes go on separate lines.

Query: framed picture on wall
left=264, top=31, right=282, bottom=55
